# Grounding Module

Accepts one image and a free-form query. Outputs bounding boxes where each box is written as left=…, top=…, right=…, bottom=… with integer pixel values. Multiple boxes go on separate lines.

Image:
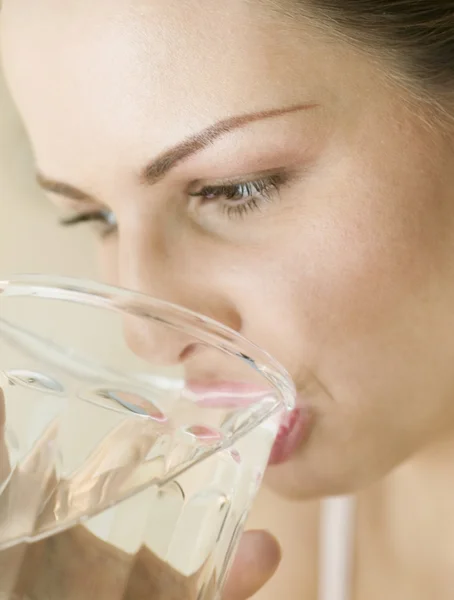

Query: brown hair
left=276, top=1, right=454, bottom=109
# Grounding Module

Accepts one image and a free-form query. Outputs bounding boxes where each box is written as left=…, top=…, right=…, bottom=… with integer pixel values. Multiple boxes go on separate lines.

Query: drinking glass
left=0, top=275, right=295, bottom=600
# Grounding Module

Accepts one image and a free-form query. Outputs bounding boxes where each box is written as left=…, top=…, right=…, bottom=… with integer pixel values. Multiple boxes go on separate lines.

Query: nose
left=116, top=217, right=241, bottom=366
left=122, top=309, right=198, bottom=369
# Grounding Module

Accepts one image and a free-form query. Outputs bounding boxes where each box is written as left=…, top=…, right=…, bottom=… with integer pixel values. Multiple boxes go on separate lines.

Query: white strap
left=318, top=496, right=356, bottom=600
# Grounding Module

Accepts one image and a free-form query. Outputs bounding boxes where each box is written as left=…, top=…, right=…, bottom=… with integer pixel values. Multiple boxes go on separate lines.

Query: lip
left=187, top=381, right=274, bottom=408
left=267, top=405, right=311, bottom=466
left=188, top=381, right=311, bottom=465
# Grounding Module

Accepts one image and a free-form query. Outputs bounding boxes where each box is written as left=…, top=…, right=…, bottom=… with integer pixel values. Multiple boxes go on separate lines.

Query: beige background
left=0, top=65, right=96, bottom=278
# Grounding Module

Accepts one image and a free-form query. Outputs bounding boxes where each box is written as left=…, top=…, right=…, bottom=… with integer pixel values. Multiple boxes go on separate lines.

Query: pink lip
left=188, top=381, right=311, bottom=465
left=187, top=381, right=272, bottom=408
left=267, top=406, right=311, bottom=466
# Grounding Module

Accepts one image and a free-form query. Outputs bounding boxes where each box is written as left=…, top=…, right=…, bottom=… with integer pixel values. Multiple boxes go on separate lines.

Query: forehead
left=0, top=0, right=335, bottom=181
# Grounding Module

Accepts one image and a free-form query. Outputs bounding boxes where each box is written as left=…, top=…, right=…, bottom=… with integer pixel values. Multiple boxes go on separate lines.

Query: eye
left=189, top=173, right=286, bottom=218
left=59, top=209, right=117, bottom=237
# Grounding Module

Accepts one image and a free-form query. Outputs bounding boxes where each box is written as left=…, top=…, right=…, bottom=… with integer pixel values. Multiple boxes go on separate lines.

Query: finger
left=0, top=388, right=6, bottom=428
left=21, top=418, right=59, bottom=474
left=223, top=530, right=281, bottom=600
left=0, top=409, right=59, bottom=545
left=20, top=417, right=60, bottom=509
left=70, top=417, right=158, bottom=485
left=33, top=416, right=159, bottom=535
left=0, top=389, right=10, bottom=485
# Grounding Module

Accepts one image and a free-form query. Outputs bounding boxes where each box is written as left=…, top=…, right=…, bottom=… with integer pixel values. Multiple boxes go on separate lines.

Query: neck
left=388, top=427, right=454, bottom=493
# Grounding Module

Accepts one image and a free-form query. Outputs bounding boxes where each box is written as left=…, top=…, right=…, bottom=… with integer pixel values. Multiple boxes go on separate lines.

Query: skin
left=3, top=0, right=454, bottom=597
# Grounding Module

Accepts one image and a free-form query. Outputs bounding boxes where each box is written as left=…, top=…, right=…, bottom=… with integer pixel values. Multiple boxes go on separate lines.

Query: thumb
left=223, top=530, right=281, bottom=600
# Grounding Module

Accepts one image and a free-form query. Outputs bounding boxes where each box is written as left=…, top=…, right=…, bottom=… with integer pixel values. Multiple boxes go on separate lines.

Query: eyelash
left=189, top=174, right=284, bottom=218
left=59, top=174, right=284, bottom=235
left=59, top=209, right=117, bottom=237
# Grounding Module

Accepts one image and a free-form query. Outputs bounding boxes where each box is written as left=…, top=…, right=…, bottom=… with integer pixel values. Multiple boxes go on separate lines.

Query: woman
left=2, top=0, right=454, bottom=598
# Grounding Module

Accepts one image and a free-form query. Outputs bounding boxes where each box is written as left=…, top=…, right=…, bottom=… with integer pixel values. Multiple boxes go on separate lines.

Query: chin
left=264, top=442, right=402, bottom=500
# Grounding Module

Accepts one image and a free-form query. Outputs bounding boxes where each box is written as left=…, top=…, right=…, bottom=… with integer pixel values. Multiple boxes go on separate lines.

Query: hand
left=224, top=530, right=281, bottom=600
left=0, top=389, right=280, bottom=599
left=3, top=525, right=280, bottom=599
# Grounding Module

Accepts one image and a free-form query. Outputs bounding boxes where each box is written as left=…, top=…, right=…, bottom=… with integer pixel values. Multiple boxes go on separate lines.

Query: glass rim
left=0, top=273, right=296, bottom=411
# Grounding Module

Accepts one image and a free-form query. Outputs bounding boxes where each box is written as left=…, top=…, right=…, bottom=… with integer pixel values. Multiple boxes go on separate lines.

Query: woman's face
left=3, top=0, right=454, bottom=497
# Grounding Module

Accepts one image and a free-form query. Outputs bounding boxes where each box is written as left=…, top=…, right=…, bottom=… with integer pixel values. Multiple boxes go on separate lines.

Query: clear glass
left=0, top=275, right=295, bottom=600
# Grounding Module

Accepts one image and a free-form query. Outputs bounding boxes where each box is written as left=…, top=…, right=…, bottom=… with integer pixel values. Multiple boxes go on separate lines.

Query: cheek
left=231, top=146, right=454, bottom=409
left=98, top=241, right=119, bottom=285
left=299, top=166, right=450, bottom=344
left=276, top=164, right=454, bottom=434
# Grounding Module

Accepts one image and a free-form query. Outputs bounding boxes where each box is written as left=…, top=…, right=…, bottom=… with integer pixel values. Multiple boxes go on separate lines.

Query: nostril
left=179, top=343, right=199, bottom=363
left=123, top=314, right=195, bottom=366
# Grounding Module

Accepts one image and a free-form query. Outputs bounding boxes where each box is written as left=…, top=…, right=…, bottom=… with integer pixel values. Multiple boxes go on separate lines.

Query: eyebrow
left=36, top=175, right=94, bottom=202
left=37, top=102, right=315, bottom=201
